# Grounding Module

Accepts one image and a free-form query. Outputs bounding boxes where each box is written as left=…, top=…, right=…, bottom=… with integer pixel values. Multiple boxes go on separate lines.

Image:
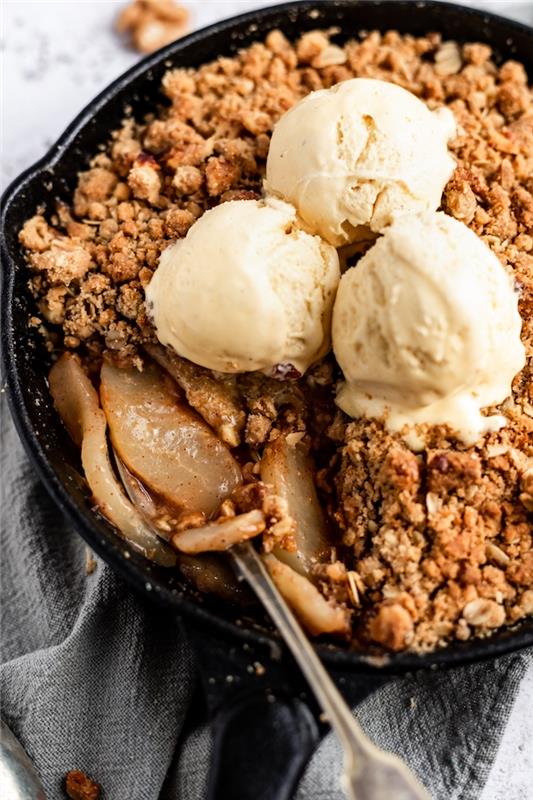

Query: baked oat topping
left=20, top=27, right=532, bottom=652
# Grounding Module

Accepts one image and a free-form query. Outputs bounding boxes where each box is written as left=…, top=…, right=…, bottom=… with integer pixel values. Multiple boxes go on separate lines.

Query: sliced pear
left=260, top=436, right=331, bottom=575
left=100, top=362, right=242, bottom=518
left=171, top=510, right=265, bottom=553
left=49, top=351, right=98, bottom=447
left=263, top=554, right=350, bottom=637
left=49, top=353, right=176, bottom=566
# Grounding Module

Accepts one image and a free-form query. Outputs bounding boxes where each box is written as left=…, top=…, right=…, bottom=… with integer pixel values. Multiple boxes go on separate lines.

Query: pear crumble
left=19, top=27, right=532, bottom=652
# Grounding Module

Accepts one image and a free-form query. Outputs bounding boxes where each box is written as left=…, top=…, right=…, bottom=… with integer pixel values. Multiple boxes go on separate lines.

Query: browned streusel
left=20, top=28, right=532, bottom=652
left=333, top=418, right=532, bottom=651
left=232, top=480, right=298, bottom=555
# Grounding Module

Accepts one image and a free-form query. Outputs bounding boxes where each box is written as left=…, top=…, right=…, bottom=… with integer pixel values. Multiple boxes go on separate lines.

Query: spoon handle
left=231, top=543, right=430, bottom=800
left=0, top=721, right=46, bottom=800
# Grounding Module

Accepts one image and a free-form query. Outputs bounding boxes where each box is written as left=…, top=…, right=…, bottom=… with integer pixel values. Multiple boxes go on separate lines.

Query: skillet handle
left=185, top=619, right=389, bottom=800
left=206, top=687, right=319, bottom=800
left=186, top=619, right=321, bottom=800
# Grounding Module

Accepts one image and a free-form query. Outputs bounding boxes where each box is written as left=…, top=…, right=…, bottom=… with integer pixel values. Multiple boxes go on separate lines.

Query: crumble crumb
left=128, top=155, right=162, bottom=204
left=64, top=769, right=100, bottom=800
left=368, top=603, right=414, bottom=651
left=85, top=547, right=97, bottom=576
left=116, top=0, right=189, bottom=54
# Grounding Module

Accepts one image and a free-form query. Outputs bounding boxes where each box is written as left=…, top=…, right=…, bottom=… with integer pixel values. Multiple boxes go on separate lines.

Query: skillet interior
left=2, top=0, right=533, bottom=672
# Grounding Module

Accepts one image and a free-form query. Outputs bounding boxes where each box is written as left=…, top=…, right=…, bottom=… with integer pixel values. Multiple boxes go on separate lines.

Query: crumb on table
left=64, top=769, right=101, bottom=800
left=85, top=547, right=97, bottom=576
left=116, top=0, right=189, bottom=54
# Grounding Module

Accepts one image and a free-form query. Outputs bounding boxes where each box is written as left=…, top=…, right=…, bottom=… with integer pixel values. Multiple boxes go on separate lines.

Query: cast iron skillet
left=2, top=2, right=533, bottom=798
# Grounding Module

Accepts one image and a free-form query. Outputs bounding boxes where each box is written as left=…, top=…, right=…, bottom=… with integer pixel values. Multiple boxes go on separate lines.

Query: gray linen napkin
left=1, top=397, right=531, bottom=800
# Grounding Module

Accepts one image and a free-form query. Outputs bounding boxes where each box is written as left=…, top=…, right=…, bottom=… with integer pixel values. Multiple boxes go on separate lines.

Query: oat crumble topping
left=20, top=28, right=532, bottom=652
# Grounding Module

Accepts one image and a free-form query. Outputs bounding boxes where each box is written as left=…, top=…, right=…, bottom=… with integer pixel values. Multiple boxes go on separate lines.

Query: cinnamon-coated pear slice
left=49, top=353, right=176, bottom=566
left=100, top=362, right=242, bottom=519
left=260, top=436, right=331, bottom=575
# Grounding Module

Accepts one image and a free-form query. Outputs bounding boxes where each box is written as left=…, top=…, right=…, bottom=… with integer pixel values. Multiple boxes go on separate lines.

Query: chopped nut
left=519, top=492, right=533, bottom=512
left=455, top=619, right=471, bottom=641
left=425, top=492, right=441, bottom=515
left=462, top=599, right=505, bottom=628
left=486, top=443, right=509, bottom=458
left=285, top=431, right=305, bottom=446
left=311, top=45, right=347, bottom=69
left=435, top=41, right=462, bottom=76
left=116, top=0, right=189, bottom=54
left=326, top=561, right=346, bottom=582
left=296, top=30, right=330, bottom=64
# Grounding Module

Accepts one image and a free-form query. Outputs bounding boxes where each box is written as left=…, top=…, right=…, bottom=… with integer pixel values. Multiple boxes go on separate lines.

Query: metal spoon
left=231, top=542, right=430, bottom=800
left=114, top=449, right=429, bottom=799
left=0, top=721, right=46, bottom=800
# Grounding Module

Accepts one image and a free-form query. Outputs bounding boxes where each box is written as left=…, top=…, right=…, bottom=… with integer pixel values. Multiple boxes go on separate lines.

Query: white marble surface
left=2, top=1, right=532, bottom=798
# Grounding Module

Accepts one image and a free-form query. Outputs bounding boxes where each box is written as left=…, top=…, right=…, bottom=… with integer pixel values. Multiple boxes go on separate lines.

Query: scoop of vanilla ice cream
left=266, top=78, right=456, bottom=247
left=332, top=212, right=525, bottom=446
left=146, top=198, right=340, bottom=375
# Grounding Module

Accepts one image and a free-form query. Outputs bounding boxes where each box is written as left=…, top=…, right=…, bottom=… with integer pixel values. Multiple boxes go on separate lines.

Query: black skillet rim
left=2, top=0, right=533, bottom=673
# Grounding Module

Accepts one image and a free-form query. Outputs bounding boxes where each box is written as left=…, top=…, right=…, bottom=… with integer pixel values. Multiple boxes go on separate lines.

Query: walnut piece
left=311, top=45, right=347, bottom=69
left=462, top=599, right=505, bottom=628
left=435, top=41, right=462, bottom=76
left=116, top=0, right=189, bottom=54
